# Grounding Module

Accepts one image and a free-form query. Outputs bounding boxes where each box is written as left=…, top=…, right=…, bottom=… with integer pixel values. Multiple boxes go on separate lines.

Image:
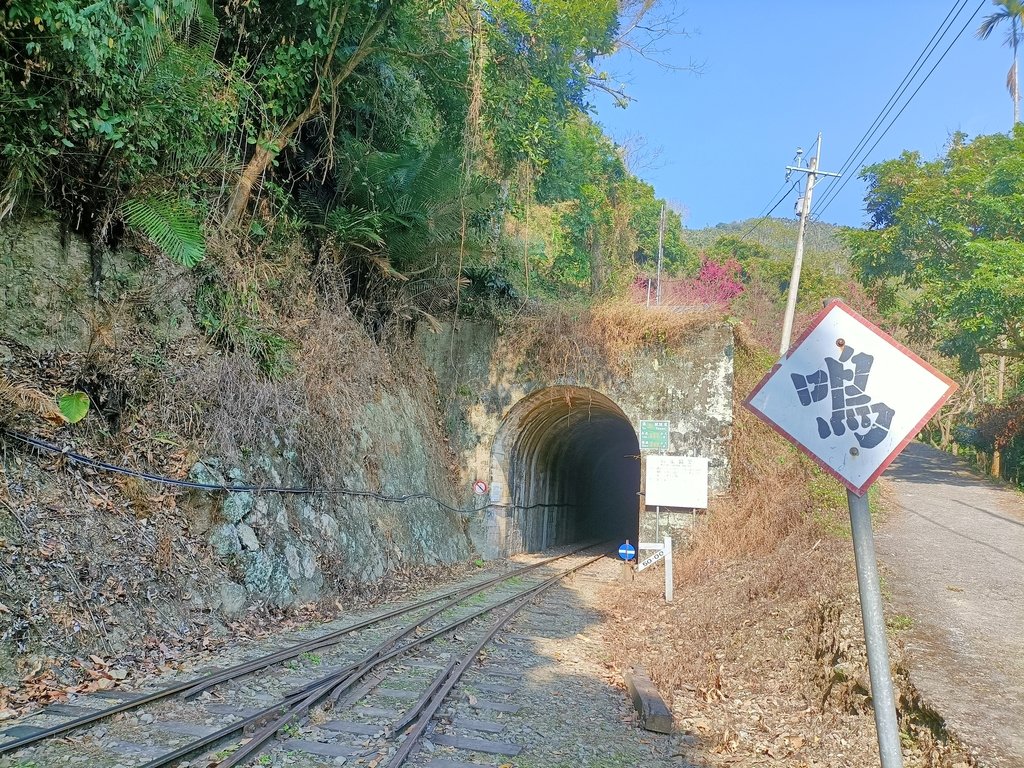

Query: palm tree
left=977, top=0, right=1024, bottom=125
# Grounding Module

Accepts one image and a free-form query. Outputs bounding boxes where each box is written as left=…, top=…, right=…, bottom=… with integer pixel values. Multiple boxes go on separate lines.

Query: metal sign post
left=663, top=534, right=673, bottom=603
left=636, top=537, right=673, bottom=603
left=744, top=299, right=957, bottom=768
left=848, top=489, right=902, bottom=766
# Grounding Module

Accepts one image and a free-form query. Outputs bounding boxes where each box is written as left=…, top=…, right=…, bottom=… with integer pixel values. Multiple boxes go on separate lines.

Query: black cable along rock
left=1, top=429, right=572, bottom=515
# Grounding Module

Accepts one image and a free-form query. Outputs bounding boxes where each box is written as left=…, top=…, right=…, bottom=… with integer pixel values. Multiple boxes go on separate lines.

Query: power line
left=813, top=0, right=970, bottom=208
left=739, top=180, right=800, bottom=240
left=753, top=178, right=790, bottom=220
left=813, top=0, right=970, bottom=209
left=814, top=0, right=985, bottom=220
left=739, top=138, right=818, bottom=242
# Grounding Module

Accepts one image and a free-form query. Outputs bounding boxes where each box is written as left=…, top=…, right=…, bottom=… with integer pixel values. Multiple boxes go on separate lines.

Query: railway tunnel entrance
left=489, top=386, right=640, bottom=555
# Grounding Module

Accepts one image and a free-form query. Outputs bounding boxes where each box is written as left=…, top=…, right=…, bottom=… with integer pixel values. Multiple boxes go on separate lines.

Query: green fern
left=137, top=0, right=220, bottom=79
left=324, top=206, right=385, bottom=249
left=350, top=138, right=496, bottom=272
left=123, top=195, right=206, bottom=267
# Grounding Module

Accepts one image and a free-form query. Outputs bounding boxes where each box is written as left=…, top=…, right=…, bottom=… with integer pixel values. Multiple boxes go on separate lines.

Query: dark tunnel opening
left=493, top=387, right=641, bottom=554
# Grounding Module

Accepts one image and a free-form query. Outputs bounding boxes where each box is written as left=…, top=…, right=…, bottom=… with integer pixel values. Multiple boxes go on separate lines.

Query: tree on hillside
left=977, top=0, right=1024, bottom=125
left=219, top=0, right=407, bottom=227
left=530, top=114, right=692, bottom=294
left=1, top=0, right=234, bottom=269
left=844, top=129, right=1024, bottom=370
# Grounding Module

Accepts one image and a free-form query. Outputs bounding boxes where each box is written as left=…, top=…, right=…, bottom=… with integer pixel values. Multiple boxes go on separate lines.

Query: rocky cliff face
left=187, top=384, right=469, bottom=612
left=0, top=215, right=469, bottom=681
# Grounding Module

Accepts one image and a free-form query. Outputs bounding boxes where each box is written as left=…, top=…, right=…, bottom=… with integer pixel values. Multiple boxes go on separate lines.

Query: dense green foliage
left=526, top=114, right=694, bottom=295
left=1, top=0, right=232, bottom=250
left=1, top=0, right=682, bottom=306
left=681, top=217, right=861, bottom=348
left=848, top=128, right=1024, bottom=485
left=846, top=128, right=1024, bottom=370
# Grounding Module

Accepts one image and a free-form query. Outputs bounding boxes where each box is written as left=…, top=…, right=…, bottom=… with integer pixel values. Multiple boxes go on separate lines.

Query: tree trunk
left=1014, top=54, right=1020, bottom=125
left=992, top=342, right=1007, bottom=477
left=221, top=0, right=399, bottom=228
left=590, top=228, right=604, bottom=295
left=222, top=144, right=277, bottom=228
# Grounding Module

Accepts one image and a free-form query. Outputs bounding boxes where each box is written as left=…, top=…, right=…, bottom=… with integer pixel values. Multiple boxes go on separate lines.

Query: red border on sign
left=742, top=299, right=958, bottom=496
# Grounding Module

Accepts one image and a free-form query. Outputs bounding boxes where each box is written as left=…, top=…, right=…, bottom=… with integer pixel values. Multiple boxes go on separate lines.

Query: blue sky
left=591, top=1, right=1015, bottom=230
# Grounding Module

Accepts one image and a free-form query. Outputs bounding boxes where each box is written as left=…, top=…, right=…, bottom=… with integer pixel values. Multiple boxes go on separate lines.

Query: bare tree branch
left=608, top=0, right=704, bottom=74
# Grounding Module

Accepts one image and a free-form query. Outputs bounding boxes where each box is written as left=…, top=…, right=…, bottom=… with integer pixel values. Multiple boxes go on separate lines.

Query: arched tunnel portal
left=490, top=387, right=640, bottom=554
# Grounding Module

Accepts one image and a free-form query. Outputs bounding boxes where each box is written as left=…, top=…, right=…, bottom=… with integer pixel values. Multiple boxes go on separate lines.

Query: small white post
left=663, top=534, right=673, bottom=603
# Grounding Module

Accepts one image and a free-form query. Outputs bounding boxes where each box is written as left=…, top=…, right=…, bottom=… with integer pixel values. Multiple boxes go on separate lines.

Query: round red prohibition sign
left=472, top=480, right=489, bottom=496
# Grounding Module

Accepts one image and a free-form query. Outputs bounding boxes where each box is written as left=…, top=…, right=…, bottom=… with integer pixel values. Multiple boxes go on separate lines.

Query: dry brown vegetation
left=0, top=226, right=466, bottom=703
left=600, top=334, right=976, bottom=768
left=500, top=299, right=724, bottom=380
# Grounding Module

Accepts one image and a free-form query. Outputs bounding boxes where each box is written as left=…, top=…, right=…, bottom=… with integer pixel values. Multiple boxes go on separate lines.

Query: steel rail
left=171, top=550, right=609, bottom=768
left=134, top=676, right=385, bottom=768
left=138, top=553, right=595, bottom=768
left=178, top=541, right=602, bottom=699
left=384, top=553, right=605, bottom=767
left=212, top=550, right=608, bottom=768
left=0, top=543, right=604, bottom=757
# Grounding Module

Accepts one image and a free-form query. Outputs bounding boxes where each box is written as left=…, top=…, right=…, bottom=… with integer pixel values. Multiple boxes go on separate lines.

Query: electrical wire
left=737, top=135, right=816, bottom=242
left=1, top=430, right=572, bottom=516
left=738, top=180, right=800, bottom=241
left=813, top=0, right=969, bottom=209
left=752, top=178, right=790, bottom=221
left=813, top=0, right=984, bottom=220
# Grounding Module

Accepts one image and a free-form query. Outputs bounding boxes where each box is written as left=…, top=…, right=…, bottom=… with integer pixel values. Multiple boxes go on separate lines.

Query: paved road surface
left=877, top=442, right=1024, bottom=767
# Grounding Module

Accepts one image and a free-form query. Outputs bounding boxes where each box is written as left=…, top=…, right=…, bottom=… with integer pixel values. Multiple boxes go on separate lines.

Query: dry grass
left=598, top=332, right=975, bottom=767
left=681, top=336, right=844, bottom=584
left=501, top=299, right=724, bottom=381
left=598, top=334, right=854, bottom=696
left=292, top=309, right=398, bottom=486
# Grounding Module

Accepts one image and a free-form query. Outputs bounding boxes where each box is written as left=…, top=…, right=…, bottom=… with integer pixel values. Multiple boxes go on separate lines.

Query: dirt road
left=877, top=442, right=1024, bottom=767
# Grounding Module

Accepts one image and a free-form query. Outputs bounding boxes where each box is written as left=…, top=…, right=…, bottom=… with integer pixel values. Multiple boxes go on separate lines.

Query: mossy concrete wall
left=418, top=319, right=734, bottom=558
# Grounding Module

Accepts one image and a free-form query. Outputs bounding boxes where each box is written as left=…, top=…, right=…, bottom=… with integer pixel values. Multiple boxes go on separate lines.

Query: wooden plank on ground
left=624, top=665, right=673, bottom=734
left=323, top=720, right=385, bottom=736
left=453, top=718, right=505, bottom=734
left=376, top=688, right=420, bottom=700
left=468, top=698, right=519, bottom=713
left=277, top=739, right=360, bottom=757
left=472, top=682, right=515, bottom=695
left=0, top=725, right=45, bottom=740
left=477, top=666, right=519, bottom=678
left=150, top=721, right=220, bottom=737
left=432, top=733, right=522, bottom=756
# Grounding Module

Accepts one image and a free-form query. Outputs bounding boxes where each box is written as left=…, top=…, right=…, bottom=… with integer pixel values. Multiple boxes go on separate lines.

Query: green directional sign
left=639, top=419, right=670, bottom=452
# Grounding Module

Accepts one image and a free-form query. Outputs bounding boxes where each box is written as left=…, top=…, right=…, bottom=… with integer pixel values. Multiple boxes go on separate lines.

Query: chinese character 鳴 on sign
left=743, top=300, right=956, bottom=495
left=790, top=344, right=895, bottom=449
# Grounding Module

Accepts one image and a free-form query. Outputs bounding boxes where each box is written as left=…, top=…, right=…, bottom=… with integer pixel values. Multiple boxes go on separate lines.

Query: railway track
left=0, top=544, right=615, bottom=767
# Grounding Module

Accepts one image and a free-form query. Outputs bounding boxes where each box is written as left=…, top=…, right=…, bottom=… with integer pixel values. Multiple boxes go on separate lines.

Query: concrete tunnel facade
left=487, top=386, right=641, bottom=555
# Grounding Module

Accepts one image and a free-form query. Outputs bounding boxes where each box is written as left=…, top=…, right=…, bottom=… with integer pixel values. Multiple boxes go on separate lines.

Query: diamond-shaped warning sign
left=744, top=300, right=957, bottom=495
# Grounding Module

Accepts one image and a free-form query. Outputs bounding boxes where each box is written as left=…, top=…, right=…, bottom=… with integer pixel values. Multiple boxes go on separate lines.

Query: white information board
left=745, top=299, right=956, bottom=495
left=645, top=455, right=709, bottom=508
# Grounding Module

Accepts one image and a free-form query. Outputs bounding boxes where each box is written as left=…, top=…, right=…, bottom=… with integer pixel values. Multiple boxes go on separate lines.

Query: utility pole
left=778, top=133, right=841, bottom=356
left=655, top=202, right=665, bottom=305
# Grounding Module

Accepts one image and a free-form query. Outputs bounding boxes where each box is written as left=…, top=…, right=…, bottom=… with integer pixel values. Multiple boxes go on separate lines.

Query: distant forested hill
left=683, top=217, right=855, bottom=277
